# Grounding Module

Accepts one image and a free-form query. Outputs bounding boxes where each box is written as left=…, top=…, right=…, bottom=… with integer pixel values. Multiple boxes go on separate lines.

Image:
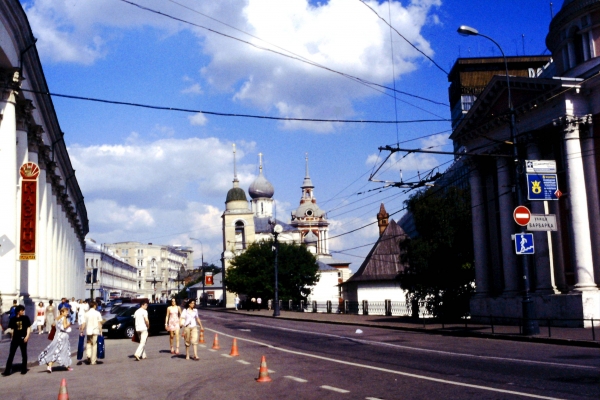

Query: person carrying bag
left=180, top=300, right=204, bottom=361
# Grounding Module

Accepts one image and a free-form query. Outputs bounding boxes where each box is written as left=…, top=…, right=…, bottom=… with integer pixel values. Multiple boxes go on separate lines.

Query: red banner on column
left=19, top=162, right=40, bottom=260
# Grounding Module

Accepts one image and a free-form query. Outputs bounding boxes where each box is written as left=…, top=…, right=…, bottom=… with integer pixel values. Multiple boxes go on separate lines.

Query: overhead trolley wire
left=119, top=0, right=449, bottom=108
left=18, top=87, right=448, bottom=124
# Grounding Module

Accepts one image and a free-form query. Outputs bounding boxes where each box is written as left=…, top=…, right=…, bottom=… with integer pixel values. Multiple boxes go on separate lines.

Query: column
left=496, top=157, right=519, bottom=294
left=560, top=116, right=597, bottom=291
left=0, top=72, right=19, bottom=300
left=581, top=119, right=600, bottom=286
left=526, top=141, right=559, bottom=294
left=469, top=166, right=489, bottom=295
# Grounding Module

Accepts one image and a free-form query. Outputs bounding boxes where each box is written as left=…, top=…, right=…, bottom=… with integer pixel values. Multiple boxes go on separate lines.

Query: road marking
left=239, top=329, right=251, bottom=332
left=284, top=375, right=308, bottom=383
left=222, top=354, right=232, bottom=358
left=365, top=397, right=384, bottom=400
left=209, top=349, right=217, bottom=352
left=321, top=385, right=350, bottom=393
left=199, top=345, right=206, bottom=348
left=237, top=360, right=251, bottom=365
left=205, top=327, right=568, bottom=400
left=242, top=322, right=597, bottom=371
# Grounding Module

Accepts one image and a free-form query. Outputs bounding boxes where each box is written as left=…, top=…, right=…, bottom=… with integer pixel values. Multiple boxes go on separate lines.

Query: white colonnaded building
left=0, top=0, right=88, bottom=319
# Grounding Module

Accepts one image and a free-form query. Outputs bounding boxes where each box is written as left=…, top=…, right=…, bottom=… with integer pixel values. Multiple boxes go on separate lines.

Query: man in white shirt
left=133, top=301, right=149, bottom=361
left=80, top=301, right=103, bottom=365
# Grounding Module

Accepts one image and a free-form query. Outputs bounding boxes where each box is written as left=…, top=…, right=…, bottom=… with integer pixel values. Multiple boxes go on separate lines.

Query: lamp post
left=270, top=220, right=282, bottom=317
left=189, top=237, right=205, bottom=306
left=152, top=277, right=157, bottom=303
left=458, top=25, right=539, bottom=335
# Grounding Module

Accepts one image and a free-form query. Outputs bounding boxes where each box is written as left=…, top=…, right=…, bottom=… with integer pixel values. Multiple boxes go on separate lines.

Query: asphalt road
left=1, top=310, right=598, bottom=399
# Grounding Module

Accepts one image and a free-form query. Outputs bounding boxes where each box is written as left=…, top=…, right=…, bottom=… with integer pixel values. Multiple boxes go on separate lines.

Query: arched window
left=235, top=220, right=246, bottom=250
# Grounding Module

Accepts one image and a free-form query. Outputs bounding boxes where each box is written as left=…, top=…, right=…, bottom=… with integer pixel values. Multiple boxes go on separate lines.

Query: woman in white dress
left=38, top=307, right=73, bottom=372
left=35, top=302, right=46, bottom=334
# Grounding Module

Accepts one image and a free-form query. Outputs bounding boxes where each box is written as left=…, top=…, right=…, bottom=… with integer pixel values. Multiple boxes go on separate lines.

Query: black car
left=102, top=303, right=168, bottom=338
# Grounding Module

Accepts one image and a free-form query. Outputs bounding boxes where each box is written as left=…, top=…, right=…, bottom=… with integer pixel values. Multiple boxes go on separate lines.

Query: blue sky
left=21, top=0, right=561, bottom=268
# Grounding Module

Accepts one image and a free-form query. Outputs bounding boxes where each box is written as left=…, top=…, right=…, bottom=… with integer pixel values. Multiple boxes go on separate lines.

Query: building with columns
left=104, top=242, right=192, bottom=302
left=84, top=239, right=138, bottom=301
left=0, top=1, right=88, bottom=319
left=450, top=0, right=600, bottom=325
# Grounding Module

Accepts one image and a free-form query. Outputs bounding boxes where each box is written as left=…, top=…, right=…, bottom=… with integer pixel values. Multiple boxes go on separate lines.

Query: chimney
left=377, top=203, right=389, bottom=237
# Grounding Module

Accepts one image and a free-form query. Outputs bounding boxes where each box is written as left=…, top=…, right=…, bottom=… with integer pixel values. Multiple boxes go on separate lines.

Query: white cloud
left=24, top=0, right=442, bottom=129
left=74, top=136, right=257, bottom=264
left=188, top=112, right=208, bottom=126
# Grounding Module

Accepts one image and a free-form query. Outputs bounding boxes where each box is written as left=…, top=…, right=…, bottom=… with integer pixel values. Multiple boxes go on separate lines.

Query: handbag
left=48, top=325, right=56, bottom=340
left=77, top=334, right=85, bottom=360
left=132, top=332, right=139, bottom=343
left=97, top=335, right=105, bottom=359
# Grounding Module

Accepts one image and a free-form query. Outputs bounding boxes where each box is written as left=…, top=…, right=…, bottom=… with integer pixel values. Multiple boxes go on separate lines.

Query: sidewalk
left=211, top=308, right=600, bottom=348
left=0, top=328, right=81, bottom=369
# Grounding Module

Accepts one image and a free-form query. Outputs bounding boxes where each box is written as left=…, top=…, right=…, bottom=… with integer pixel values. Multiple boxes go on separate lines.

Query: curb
left=201, top=308, right=600, bottom=348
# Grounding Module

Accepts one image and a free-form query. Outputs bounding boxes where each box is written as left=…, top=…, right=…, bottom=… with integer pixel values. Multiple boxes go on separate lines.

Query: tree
left=398, top=186, right=474, bottom=319
left=226, top=240, right=320, bottom=302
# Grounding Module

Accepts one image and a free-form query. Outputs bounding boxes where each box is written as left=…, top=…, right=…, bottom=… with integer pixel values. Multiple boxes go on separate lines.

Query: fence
left=278, top=299, right=431, bottom=317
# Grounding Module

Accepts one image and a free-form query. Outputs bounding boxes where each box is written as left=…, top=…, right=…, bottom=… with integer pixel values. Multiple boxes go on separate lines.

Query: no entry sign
left=513, top=205, right=531, bottom=226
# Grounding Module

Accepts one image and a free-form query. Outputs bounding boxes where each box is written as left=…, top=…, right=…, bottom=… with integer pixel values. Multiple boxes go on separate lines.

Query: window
left=235, top=220, right=246, bottom=250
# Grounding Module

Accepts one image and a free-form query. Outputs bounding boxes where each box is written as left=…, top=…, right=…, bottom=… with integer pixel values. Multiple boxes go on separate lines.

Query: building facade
left=450, top=0, right=600, bottom=326
left=84, top=239, right=138, bottom=301
left=0, top=1, right=88, bottom=319
left=105, top=242, right=192, bottom=302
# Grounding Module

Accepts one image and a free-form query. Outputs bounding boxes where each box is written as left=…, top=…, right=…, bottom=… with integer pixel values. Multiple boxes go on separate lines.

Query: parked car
left=101, top=303, right=138, bottom=322
left=102, top=303, right=168, bottom=339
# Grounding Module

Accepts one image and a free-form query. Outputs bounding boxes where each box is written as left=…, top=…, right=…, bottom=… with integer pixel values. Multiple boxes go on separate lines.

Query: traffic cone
left=199, top=329, right=205, bottom=344
left=57, top=378, right=69, bottom=400
left=256, top=355, right=272, bottom=382
left=229, top=338, right=240, bottom=356
left=212, top=333, right=220, bottom=350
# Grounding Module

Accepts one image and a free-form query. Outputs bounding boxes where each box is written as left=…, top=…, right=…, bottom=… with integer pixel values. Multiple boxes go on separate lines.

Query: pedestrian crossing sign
left=515, top=233, right=535, bottom=255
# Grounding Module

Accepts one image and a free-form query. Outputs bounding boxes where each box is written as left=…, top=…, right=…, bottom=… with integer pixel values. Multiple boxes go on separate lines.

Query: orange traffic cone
left=212, top=333, right=220, bottom=350
left=229, top=338, right=240, bottom=356
left=199, top=329, right=205, bottom=344
left=256, top=355, right=272, bottom=382
left=57, top=378, right=69, bottom=400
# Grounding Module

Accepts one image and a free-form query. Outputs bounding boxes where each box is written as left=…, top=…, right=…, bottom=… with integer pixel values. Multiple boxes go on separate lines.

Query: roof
left=344, top=220, right=408, bottom=283
left=249, top=170, right=274, bottom=199
left=316, top=260, right=337, bottom=272
left=226, top=187, right=248, bottom=203
left=318, top=256, right=350, bottom=267
left=253, top=217, right=298, bottom=234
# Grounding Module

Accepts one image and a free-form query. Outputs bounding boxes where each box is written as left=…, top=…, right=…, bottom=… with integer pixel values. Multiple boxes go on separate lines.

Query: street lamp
left=152, top=277, right=157, bottom=303
left=189, top=237, right=205, bottom=306
left=458, top=25, right=539, bottom=335
left=270, top=220, right=282, bottom=317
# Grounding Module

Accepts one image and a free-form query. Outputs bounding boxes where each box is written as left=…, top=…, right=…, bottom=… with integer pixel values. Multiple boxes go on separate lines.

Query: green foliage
left=398, top=186, right=475, bottom=319
left=226, top=240, right=320, bottom=302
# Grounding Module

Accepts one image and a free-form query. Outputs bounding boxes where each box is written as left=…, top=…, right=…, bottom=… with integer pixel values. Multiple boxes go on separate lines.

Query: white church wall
left=357, top=282, right=406, bottom=303
left=307, top=270, right=339, bottom=303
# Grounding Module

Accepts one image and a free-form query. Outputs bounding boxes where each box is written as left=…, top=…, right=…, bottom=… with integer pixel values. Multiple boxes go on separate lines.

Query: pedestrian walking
left=45, top=300, right=56, bottom=334
left=268, top=299, right=272, bottom=311
left=36, top=302, right=46, bottom=334
left=8, top=300, right=18, bottom=319
left=2, top=305, right=31, bottom=376
left=133, top=301, right=149, bottom=361
left=38, top=307, right=73, bottom=373
left=257, top=297, right=262, bottom=311
left=180, top=300, right=204, bottom=360
left=251, top=297, right=256, bottom=311
left=234, top=295, right=240, bottom=311
left=70, top=298, right=78, bottom=324
left=165, top=298, right=182, bottom=355
left=80, top=301, right=103, bottom=365
left=78, top=300, right=89, bottom=325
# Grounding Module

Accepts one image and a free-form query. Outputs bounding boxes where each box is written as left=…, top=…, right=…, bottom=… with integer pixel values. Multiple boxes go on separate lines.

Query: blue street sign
left=527, top=174, right=559, bottom=200
left=515, top=233, right=535, bottom=255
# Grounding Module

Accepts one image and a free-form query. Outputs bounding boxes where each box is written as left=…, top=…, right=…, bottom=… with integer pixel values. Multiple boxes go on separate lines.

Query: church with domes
left=221, top=147, right=350, bottom=308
